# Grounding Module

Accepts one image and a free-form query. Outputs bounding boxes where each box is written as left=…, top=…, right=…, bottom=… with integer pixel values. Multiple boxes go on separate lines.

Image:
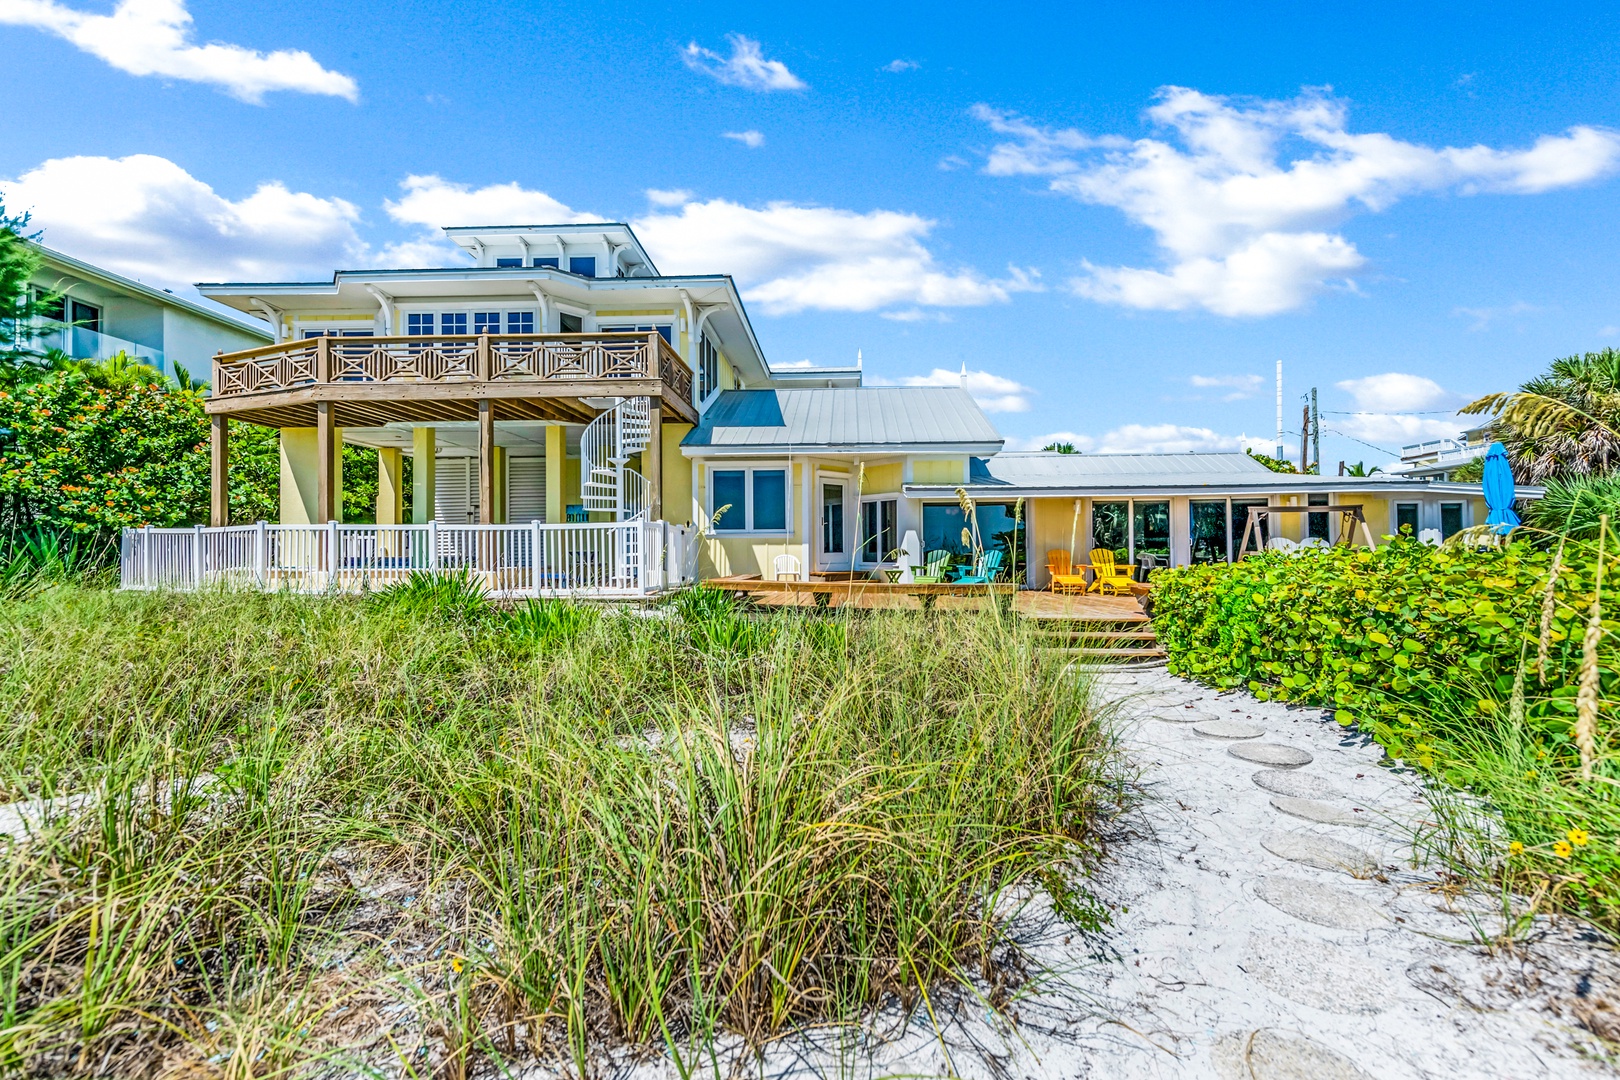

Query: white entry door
left=817, top=479, right=851, bottom=571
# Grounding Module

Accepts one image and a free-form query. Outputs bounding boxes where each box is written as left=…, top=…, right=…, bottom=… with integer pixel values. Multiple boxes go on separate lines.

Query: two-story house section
left=28, top=244, right=272, bottom=381
left=195, top=222, right=772, bottom=532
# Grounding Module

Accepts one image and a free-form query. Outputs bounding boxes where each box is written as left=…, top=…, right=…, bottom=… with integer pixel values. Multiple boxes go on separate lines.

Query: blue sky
left=3, top=1, right=1619, bottom=466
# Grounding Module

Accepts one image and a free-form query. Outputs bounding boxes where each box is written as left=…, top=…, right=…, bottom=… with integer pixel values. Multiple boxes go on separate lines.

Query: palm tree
left=1342, top=461, right=1380, bottom=477
left=1461, top=348, right=1620, bottom=482
left=1042, top=441, right=1078, bottom=454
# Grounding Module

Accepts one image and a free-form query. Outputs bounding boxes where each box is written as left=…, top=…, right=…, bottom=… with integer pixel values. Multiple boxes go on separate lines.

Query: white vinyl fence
left=121, top=520, right=697, bottom=598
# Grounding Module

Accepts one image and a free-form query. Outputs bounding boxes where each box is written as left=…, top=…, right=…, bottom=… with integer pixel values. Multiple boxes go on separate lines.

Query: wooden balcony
left=206, top=331, right=697, bottom=427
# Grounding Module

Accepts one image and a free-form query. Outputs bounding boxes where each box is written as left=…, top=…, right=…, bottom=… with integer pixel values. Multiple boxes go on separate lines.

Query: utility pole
left=1300, top=402, right=1310, bottom=473
left=1302, top=386, right=1315, bottom=476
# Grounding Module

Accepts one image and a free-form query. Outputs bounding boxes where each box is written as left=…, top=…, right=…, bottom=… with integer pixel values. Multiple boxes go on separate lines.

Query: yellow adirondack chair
left=1048, top=549, right=1088, bottom=594
left=1087, top=548, right=1135, bottom=596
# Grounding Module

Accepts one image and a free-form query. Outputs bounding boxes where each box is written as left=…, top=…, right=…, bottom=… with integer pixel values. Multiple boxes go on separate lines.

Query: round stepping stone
left=1228, top=743, right=1313, bottom=768
left=1193, top=719, right=1265, bottom=740
left=1240, top=933, right=1396, bottom=1016
left=1254, top=876, right=1389, bottom=930
left=1213, top=1027, right=1377, bottom=1078
left=1152, top=708, right=1216, bottom=724
left=1252, top=769, right=1346, bottom=801
left=1261, top=831, right=1378, bottom=875
left=1270, top=795, right=1371, bottom=828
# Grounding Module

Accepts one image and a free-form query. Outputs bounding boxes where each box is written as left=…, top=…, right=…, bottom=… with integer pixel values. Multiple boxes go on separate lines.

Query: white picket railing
left=120, top=520, right=697, bottom=598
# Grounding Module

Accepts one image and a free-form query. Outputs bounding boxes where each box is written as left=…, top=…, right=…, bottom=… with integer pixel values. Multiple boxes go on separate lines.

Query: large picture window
left=709, top=467, right=789, bottom=533
left=1190, top=500, right=1228, bottom=564
left=920, top=502, right=1024, bottom=564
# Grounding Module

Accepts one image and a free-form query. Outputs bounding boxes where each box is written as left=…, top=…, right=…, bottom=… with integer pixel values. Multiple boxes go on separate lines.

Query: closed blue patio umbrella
left=1482, top=441, right=1520, bottom=534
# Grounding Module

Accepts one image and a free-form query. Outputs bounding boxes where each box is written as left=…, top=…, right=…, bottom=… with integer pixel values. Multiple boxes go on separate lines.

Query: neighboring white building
left=1394, top=424, right=1492, bottom=480
left=26, top=244, right=272, bottom=381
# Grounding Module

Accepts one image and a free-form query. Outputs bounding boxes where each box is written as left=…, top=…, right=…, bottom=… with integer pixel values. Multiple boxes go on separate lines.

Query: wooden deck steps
left=1029, top=613, right=1166, bottom=665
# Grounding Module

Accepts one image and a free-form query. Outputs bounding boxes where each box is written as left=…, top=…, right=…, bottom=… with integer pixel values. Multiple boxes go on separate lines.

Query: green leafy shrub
left=1153, top=536, right=1620, bottom=932
left=373, top=568, right=491, bottom=622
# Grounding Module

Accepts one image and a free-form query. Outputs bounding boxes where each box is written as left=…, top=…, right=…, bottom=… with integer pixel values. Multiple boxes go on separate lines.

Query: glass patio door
left=818, top=480, right=850, bottom=571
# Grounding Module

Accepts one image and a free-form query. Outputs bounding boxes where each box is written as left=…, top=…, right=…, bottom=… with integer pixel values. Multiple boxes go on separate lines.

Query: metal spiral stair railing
left=580, top=397, right=652, bottom=522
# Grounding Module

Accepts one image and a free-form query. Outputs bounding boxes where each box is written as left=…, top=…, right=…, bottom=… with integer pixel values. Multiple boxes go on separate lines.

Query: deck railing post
left=327, top=519, right=339, bottom=590
left=256, top=520, right=268, bottom=588
left=192, top=523, right=204, bottom=590
left=531, top=519, right=542, bottom=598
left=142, top=524, right=153, bottom=589
left=428, top=519, right=440, bottom=573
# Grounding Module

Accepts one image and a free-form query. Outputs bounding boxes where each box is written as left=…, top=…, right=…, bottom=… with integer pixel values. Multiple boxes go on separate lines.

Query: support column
left=316, top=402, right=337, bottom=523
left=376, top=447, right=403, bottom=525
left=412, top=427, right=436, bottom=523
left=645, top=397, right=662, bottom=522
left=545, top=424, right=565, bottom=524
left=478, top=400, right=495, bottom=525
left=492, top=446, right=507, bottom=524
left=209, top=414, right=229, bottom=527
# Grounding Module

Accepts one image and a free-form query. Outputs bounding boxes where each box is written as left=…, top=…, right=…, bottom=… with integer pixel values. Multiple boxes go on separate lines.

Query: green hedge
left=1150, top=537, right=1609, bottom=770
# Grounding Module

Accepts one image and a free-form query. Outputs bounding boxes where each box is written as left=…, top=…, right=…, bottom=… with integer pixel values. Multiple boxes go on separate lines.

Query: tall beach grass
left=0, top=583, right=1115, bottom=1076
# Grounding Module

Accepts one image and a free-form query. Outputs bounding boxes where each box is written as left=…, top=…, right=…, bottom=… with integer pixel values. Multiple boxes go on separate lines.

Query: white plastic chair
left=1265, top=536, right=1299, bottom=553
left=1418, top=528, right=1442, bottom=547
left=773, top=553, right=801, bottom=581
left=1298, top=537, right=1330, bottom=551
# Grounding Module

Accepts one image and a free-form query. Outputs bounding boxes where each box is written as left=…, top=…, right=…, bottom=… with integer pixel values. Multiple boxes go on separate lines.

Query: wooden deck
left=704, top=575, right=1147, bottom=620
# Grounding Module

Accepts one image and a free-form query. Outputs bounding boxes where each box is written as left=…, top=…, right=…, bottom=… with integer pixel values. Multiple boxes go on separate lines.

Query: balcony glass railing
left=41, top=326, right=166, bottom=372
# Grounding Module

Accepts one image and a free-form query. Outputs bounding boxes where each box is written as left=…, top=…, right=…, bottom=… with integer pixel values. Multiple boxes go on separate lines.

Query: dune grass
left=0, top=582, right=1115, bottom=1077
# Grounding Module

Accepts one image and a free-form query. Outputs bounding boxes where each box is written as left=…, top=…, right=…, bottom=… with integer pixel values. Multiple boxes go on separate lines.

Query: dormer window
left=533, top=257, right=559, bottom=269
left=568, top=256, right=596, bottom=277
left=495, top=257, right=522, bottom=268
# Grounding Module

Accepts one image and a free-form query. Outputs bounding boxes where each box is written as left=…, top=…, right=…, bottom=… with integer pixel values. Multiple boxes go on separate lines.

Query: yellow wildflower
left=451, top=956, right=465, bottom=974
left=1553, top=841, right=1573, bottom=859
left=1568, top=827, right=1590, bottom=847
left=1509, top=841, right=1524, bottom=856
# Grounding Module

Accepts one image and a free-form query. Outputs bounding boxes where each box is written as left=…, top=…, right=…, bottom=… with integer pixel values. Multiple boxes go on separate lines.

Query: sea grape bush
left=1150, top=536, right=1615, bottom=773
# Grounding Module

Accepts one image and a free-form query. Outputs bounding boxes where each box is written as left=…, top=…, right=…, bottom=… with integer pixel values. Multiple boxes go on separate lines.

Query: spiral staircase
left=580, top=397, right=651, bottom=521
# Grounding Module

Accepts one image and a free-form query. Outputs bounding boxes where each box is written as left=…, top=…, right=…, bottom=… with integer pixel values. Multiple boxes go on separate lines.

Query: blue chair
left=954, top=549, right=1005, bottom=584
left=565, top=504, right=588, bottom=523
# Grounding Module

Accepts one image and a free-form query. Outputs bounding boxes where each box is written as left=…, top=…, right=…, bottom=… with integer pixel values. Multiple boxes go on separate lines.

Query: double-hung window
left=473, top=312, right=502, bottom=335
left=709, top=467, right=789, bottom=533
left=406, top=313, right=434, bottom=336
left=440, top=312, right=469, bottom=335
left=507, top=311, right=535, bottom=334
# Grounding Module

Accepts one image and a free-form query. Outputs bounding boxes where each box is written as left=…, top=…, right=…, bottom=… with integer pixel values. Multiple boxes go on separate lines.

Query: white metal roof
left=681, top=388, right=1004, bottom=455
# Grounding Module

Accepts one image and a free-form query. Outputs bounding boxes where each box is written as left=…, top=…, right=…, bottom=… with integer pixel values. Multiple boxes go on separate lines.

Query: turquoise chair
left=954, top=548, right=1005, bottom=584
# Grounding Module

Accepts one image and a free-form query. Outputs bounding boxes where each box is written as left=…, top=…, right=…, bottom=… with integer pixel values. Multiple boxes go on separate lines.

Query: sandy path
left=637, top=667, right=1616, bottom=1079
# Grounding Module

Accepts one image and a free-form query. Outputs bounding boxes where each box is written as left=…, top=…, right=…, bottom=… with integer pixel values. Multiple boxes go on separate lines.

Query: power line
left=1320, top=409, right=1461, bottom=416
left=1321, top=427, right=1402, bottom=457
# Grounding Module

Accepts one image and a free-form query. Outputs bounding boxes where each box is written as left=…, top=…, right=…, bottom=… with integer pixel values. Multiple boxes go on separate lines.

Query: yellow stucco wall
left=662, top=423, right=694, bottom=525
left=862, top=463, right=903, bottom=495
left=912, top=457, right=967, bottom=485
left=1029, top=497, right=1088, bottom=589
left=411, top=428, right=436, bottom=525
left=279, top=428, right=342, bottom=524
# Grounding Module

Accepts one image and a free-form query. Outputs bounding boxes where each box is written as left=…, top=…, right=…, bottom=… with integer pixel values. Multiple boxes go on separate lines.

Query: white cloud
left=1330, top=372, right=1464, bottom=450
left=1335, top=372, right=1449, bottom=412
left=681, top=34, right=805, bottom=92
left=0, top=153, right=363, bottom=287
left=1189, top=372, right=1264, bottom=400
left=645, top=188, right=693, bottom=208
left=0, top=0, right=357, bottom=102
left=632, top=195, right=1042, bottom=315
left=1600, top=325, right=1620, bottom=338
left=1451, top=300, right=1541, bottom=331
left=883, top=59, right=918, bottom=73
left=384, top=174, right=596, bottom=230
left=974, top=89, right=1620, bottom=316
left=890, top=366, right=1032, bottom=412
left=723, top=129, right=766, bottom=148
left=1006, top=423, right=1272, bottom=453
